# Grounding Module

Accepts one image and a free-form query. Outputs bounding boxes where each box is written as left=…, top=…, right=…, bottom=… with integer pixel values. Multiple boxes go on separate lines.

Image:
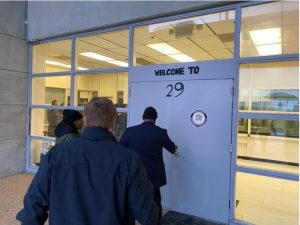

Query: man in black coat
left=120, top=107, right=178, bottom=225
left=17, top=98, right=158, bottom=225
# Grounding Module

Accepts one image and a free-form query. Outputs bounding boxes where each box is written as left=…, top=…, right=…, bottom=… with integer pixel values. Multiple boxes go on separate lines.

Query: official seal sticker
left=190, top=110, right=207, bottom=127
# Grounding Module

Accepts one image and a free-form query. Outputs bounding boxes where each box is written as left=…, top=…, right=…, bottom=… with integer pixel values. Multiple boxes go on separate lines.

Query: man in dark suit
left=120, top=106, right=178, bottom=225
left=17, top=98, right=158, bottom=225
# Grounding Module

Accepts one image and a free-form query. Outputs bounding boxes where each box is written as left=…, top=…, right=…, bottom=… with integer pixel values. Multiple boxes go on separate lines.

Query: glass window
left=31, top=108, right=63, bottom=137
left=237, top=118, right=299, bottom=174
left=30, top=139, right=55, bottom=167
left=134, top=10, right=235, bottom=66
left=240, top=2, right=299, bottom=57
left=74, top=72, right=128, bottom=107
left=32, top=76, right=71, bottom=106
left=239, top=61, right=299, bottom=113
left=75, top=29, right=129, bottom=70
left=32, top=40, right=72, bottom=73
left=235, top=172, right=299, bottom=225
left=113, top=112, right=127, bottom=141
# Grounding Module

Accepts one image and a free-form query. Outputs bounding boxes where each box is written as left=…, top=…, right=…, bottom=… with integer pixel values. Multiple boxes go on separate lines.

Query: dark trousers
left=153, top=188, right=162, bottom=224
left=127, top=187, right=162, bottom=225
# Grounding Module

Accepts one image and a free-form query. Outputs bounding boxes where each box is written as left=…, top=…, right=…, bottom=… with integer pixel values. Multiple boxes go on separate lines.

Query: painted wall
left=0, top=2, right=28, bottom=178
left=27, top=1, right=228, bottom=40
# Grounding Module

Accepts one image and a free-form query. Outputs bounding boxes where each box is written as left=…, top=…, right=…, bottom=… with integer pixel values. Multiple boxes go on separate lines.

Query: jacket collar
left=143, top=121, right=156, bottom=125
left=80, top=127, right=117, bottom=142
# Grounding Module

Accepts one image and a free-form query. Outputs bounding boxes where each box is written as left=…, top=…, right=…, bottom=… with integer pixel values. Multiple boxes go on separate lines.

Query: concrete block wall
left=0, top=1, right=28, bottom=178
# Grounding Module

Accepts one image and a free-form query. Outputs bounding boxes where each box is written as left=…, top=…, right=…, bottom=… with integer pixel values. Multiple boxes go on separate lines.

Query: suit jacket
left=120, top=122, right=176, bottom=188
left=17, top=127, right=158, bottom=225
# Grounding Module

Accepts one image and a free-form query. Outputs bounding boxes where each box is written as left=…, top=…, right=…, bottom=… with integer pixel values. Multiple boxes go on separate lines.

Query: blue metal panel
left=237, top=54, right=299, bottom=64
left=237, top=112, right=299, bottom=121
left=130, top=59, right=236, bottom=83
left=26, top=44, right=33, bottom=173
left=229, top=4, right=241, bottom=224
left=236, top=166, right=299, bottom=182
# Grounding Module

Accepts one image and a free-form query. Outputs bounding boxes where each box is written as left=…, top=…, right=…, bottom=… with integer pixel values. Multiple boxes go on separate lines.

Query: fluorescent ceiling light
left=46, top=60, right=70, bottom=69
left=169, top=54, right=196, bottom=62
left=45, top=60, right=88, bottom=70
left=109, top=60, right=129, bottom=67
left=80, top=52, right=112, bottom=61
left=249, top=28, right=281, bottom=45
left=80, top=52, right=128, bottom=67
left=256, top=44, right=282, bottom=56
left=147, top=43, right=196, bottom=62
left=147, top=43, right=180, bottom=55
left=78, top=67, right=89, bottom=70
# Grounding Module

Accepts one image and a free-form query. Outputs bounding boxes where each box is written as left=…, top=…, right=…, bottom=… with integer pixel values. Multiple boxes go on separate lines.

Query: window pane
left=32, top=40, right=72, bottom=73
left=74, top=72, right=128, bottom=107
left=75, top=29, right=129, bottom=70
left=239, top=61, right=299, bottom=113
left=31, top=108, right=62, bottom=137
left=113, top=112, right=127, bottom=141
left=237, top=118, right=299, bottom=174
left=134, top=10, right=235, bottom=66
left=32, top=76, right=71, bottom=106
left=235, top=172, right=299, bottom=225
left=240, top=2, right=299, bottom=57
left=30, top=139, right=55, bottom=166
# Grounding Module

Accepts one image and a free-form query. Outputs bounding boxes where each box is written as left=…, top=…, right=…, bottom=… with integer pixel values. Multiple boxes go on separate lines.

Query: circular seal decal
left=190, top=110, right=207, bottom=127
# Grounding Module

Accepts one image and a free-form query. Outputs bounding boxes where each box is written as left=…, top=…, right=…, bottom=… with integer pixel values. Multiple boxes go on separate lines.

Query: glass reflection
left=237, top=118, right=299, bottom=174
left=74, top=72, right=128, bottom=107
left=235, top=172, right=299, bottom=225
left=114, top=112, right=127, bottom=141
left=239, top=61, right=299, bottom=113
left=30, top=139, right=55, bottom=166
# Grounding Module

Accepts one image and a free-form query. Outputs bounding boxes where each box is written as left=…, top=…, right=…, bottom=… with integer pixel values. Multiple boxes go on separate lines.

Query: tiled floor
left=0, top=173, right=34, bottom=225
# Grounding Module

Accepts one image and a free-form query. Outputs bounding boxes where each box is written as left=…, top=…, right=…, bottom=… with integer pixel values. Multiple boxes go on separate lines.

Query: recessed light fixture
left=45, top=60, right=88, bottom=70
left=256, top=44, right=282, bottom=56
left=80, top=52, right=128, bottom=67
left=249, top=28, right=281, bottom=45
left=249, top=27, right=282, bottom=56
left=147, top=43, right=196, bottom=62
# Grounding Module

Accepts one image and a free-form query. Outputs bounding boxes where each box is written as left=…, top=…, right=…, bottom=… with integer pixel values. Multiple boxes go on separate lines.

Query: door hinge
left=231, top=86, right=234, bottom=96
left=229, top=200, right=231, bottom=209
left=129, top=89, right=131, bottom=97
left=229, top=144, right=233, bottom=153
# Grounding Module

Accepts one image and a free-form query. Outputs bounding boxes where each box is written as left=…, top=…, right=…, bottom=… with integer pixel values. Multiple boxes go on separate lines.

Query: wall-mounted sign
left=155, top=66, right=200, bottom=77
left=190, top=110, right=207, bottom=127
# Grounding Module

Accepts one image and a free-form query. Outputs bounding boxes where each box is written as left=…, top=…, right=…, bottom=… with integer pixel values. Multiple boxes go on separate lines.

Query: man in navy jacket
left=120, top=107, right=178, bottom=225
left=17, top=98, right=158, bottom=225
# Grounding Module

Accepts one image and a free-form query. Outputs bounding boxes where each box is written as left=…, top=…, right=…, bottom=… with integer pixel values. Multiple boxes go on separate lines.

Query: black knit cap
left=63, top=109, right=83, bottom=125
left=143, top=107, right=158, bottom=120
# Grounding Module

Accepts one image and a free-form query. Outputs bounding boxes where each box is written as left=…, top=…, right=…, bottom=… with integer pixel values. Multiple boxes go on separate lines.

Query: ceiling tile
left=99, top=32, right=129, bottom=47
left=188, top=51, right=214, bottom=61
left=79, top=36, right=120, bottom=49
left=135, top=27, right=163, bottom=45
left=208, top=49, right=233, bottom=59
left=136, top=45, right=163, bottom=56
left=167, top=39, right=204, bottom=53
left=192, top=36, right=226, bottom=50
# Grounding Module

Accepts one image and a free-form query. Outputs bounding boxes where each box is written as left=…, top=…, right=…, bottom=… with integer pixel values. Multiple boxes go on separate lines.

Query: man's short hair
left=143, top=107, right=158, bottom=120
left=84, top=97, right=117, bottom=128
